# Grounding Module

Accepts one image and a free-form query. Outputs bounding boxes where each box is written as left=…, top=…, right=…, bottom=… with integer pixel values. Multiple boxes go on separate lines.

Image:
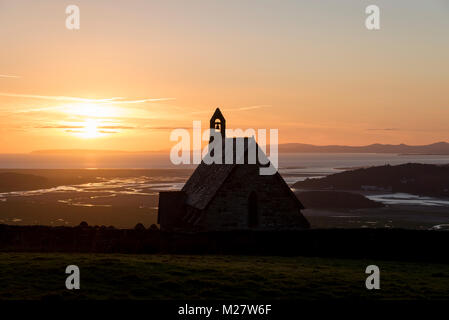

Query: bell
left=215, top=123, right=220, bottom=129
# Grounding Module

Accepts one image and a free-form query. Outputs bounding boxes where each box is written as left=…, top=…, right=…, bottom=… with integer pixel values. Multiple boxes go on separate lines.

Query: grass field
left=0, top=253, right=448, bottom=300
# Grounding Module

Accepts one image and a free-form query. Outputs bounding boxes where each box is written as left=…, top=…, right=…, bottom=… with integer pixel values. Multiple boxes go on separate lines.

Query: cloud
left=366, top=128, right=400, bottom=131
left=35, top=124, right=138, bottom=131
left=230, top=105, right=271, bottom=111
left=98, top=130, right=119, bottom=134
left=106, top=98, right=176, bottom=104
left=0, top=92, right=175, bottom=104
left=63, top=129, right=119, bottom=134
left=190, top=105, right=271, bottom=115
left=37, top=125, right=84, bottom=129
left=15, top=106, right=69, bottom=113
left=98, top=125, right=135, bottom=129
left=0, top=74, right=21, bottom=78
left=0, top=92, right=123, bottom=102
left=143, top=126, right=188, bottom=130
left=35, top=124, right=136, bottom=130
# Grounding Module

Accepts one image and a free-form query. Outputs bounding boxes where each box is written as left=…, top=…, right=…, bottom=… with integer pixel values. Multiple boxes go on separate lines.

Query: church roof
left=182, top=162, right=235, bottom=210
left=181, top=137, right=304, bottom=211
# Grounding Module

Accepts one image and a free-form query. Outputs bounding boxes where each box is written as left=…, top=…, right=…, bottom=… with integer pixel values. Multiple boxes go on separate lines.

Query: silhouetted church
left=158, top=108, right=310, bottom=231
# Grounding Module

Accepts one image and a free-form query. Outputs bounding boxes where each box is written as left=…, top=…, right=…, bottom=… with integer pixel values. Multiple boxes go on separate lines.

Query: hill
left=293, top=163, right=449, bottom=197
left=278, top=142, right=449, bottom=154
left=0, top=172, right=48, bottom=192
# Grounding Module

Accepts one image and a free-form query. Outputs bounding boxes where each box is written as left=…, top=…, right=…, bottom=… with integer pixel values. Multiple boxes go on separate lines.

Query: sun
left=80, top=119, right=101, bottom=138
left=57, top=102, right=131, bottom=139
left=59, top=102, right=119, bottom=139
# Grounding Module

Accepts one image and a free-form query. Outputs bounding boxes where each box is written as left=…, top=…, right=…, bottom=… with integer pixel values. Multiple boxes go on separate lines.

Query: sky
left=0, top=0, right=448, bottom=153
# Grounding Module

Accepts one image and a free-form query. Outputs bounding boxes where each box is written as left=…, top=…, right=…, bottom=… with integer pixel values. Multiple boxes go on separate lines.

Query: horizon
left=1, top=0, right=449, bottom=153
left=0, top=140, right=446, bottom=155
left=10, top=140, right=449, bottom=155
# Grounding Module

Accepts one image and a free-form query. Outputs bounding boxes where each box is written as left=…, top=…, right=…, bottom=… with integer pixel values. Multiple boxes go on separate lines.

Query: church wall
left=199, top=165, right=309, bottom=230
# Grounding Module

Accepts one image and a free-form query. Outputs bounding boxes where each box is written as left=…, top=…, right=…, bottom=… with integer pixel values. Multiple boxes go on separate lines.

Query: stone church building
left=158, top=108, right=310, bottom=231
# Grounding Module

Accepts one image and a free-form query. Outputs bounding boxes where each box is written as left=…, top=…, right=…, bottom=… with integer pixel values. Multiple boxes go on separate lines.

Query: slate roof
left=182, top=162, right=235, bottom=210
left=181, top=137, right=304, bottom=210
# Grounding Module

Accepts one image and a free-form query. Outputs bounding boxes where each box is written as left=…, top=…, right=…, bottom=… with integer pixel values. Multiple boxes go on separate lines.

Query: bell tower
left=210, top=107, right=226, bottom=141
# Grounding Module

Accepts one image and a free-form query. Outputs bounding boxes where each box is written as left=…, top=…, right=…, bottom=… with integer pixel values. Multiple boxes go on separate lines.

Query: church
left=158, top=108, right=310, bottom=231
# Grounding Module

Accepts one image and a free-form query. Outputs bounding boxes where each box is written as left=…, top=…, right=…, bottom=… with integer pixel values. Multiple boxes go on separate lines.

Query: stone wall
left=199, top=165, right=309, bottom=230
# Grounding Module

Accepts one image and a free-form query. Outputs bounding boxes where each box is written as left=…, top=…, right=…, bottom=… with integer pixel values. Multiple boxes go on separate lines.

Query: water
left=0, top=176, right=186, bottom=207
left=1, top=153, right=449, bottom=204
left=1, top=153, right=449, bottom=227
left=366, top=193, right=449, bottom=207
left=0, top=153, right=180, bottom=169
left=1, top=152, right=449, bottom=170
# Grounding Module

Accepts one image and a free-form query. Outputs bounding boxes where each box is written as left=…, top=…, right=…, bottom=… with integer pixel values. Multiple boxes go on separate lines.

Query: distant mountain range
left=278, top=142, right=449, bottom=154
left=29, top=142, right=449, bottom=155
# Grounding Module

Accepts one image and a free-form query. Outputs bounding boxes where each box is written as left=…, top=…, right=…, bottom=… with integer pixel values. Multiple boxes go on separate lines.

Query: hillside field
left=0, top=253, right=448, bottom=300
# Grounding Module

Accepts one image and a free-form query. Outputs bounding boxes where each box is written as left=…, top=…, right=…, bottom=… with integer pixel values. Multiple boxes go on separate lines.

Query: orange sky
left=1, top=0, right=449, bottom=153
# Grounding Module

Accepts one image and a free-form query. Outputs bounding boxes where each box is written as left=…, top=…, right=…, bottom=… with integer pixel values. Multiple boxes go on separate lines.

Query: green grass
left=0, top=253, right=448, bottom=300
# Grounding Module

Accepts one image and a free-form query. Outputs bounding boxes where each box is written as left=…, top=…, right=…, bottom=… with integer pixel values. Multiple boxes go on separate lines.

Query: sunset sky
left=1, top=0, right=448, bottom=153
